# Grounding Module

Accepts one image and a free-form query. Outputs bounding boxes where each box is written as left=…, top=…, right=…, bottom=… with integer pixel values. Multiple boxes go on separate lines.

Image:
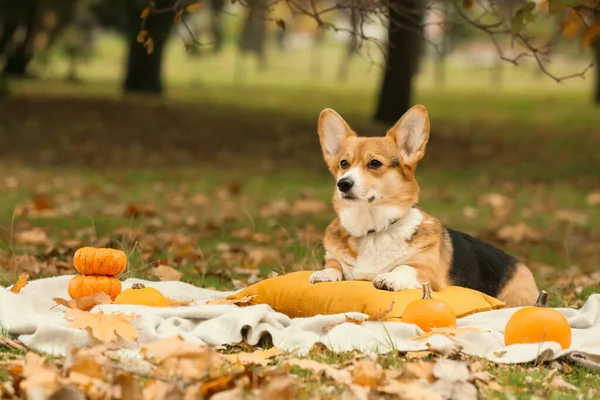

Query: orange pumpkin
left=113, top=283, right=168, bottom=307
left=68, top=275, right=122, bottom=301
left=73, top=247, right=127, bottom=276
left=504, top=290, right=571, bottom=349
left=401, top=282, right=457, bottom=332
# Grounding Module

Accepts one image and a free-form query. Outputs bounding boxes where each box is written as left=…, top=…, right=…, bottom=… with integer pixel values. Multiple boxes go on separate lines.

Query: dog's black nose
left=337, top=178, right=354, bottom=193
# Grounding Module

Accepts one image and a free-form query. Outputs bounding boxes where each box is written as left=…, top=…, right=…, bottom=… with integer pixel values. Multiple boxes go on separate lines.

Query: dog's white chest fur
left=339, top=207, right=423, bottom=281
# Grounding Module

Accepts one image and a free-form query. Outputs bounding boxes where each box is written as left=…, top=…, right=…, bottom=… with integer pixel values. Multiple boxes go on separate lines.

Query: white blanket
left=1, top=275, right=599, bottom=369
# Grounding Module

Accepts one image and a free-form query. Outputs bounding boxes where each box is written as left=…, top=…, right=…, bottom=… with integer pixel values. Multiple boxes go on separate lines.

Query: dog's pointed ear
left=318, top=109, right=356, bottom=165
left=386, top=105, right=430, bottom=168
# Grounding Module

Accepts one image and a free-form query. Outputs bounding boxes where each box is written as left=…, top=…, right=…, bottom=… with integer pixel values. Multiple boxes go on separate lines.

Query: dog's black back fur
left=445, top=228, right=517, bottom=297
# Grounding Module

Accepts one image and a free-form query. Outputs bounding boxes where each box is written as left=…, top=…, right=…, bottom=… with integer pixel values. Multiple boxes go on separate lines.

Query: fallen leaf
left=221, top=347, right=282, bottom=366
left=148, top=265, right=183, bottom=281
left=377, top=380, right=442, bottom=400
left=351, top=359, right=384, bottom=388
left=406, top=351, right=433, bottom=360
left=431, top=359, right=477, bottom=400
left=18, top=352, right=61, bottom=397
left=9, top=272, right=30, bottom=293
left=413, top=327, right=488, bottom=340
left=65, top=309, right=139, bottom=343
left=550, top=375, right=577, bottom=391
left=207, top=295, right=256, bottom=306
left=166, top=297, right=195, bottom=307
left=555, top=210, right=589, bottom=225
left=586, top=192, right=600, bottom=206
left=53, top=292, right=112, bottom=311
left=199, top=376, right=236, bottom=398
left=496, top=222, right=540, bottom=244
left=4, top=254, right=55, bottom=275
left=406, top=360, right=436, bottom=383
left=284, top=358, right=350, bottom=384
left=0, top=335, right=26, bottom=351
left=261, top=377, right=295, bottom=400
left=291, top=199, right=328, bottom=215
left=14, top=227, right=50, bottom=246
left=478, top=193, right=513, bottom=224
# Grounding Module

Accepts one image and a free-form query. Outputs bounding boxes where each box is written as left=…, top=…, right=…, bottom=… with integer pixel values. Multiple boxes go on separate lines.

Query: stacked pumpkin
left=68, top=247, right=126, bottom=301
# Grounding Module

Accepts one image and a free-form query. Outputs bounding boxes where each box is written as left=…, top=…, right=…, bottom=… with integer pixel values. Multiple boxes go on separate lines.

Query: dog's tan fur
left=310, top=105, right=538, bottom=307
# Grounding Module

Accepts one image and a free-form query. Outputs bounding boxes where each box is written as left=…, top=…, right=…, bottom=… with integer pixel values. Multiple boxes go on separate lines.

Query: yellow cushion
left=227, top=271, right=505, bottom=321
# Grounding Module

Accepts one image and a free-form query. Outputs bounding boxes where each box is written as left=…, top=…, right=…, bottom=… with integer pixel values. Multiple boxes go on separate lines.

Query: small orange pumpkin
left=504, top=290, right=571, bottom=350
left=68, top=275, right=122, bottom=301
left=73, top=247, right=127, bottom=276
left=401, top=282, right=457, bottom=332
left=113, top=283, right=168, bottom=307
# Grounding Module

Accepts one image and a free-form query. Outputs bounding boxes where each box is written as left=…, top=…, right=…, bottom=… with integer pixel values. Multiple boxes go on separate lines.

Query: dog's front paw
left=309, top=268, right=343, bottom=284
left=373, top=265, right=421, bottom=292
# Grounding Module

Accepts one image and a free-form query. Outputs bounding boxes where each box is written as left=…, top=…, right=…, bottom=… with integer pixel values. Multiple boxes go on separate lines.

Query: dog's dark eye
left=340, top=160, right=350, bottom=169
left=368, top=160, right=382, bottom=169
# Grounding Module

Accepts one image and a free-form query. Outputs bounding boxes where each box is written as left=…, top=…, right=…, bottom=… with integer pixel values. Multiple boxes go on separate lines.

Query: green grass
left=0, top=31, right=599, bottom=398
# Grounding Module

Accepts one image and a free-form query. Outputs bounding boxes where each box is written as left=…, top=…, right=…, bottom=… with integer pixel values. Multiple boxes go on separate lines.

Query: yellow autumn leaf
left=582, top=25, right=600, bottom=47
left=137, top=30, right=149, bottom=44
left=10, top=272, right=30, bottom=293
left=186, top=2, right=203, bottom=12
left=64, top=309, right=139, bottom=343
left=140, top=7, right=150, bottom=19
left=144, top=38, right=154, bottom=55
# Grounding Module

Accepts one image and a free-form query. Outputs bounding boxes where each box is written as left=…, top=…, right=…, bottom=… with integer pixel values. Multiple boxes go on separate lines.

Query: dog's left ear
left=386, top=105, right=430, bottom=168
left=318, top=108, right=356, bottom=166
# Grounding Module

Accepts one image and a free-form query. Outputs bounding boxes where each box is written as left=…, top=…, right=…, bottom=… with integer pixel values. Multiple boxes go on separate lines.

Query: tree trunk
left=0, top=17, right=19, bottom=55
left=238, top=0, right=268, bottom=70
left=374, top=0, right=424, bottom=124
left=209, top=0, right=225, bottom=54
left=595, top=37, right=600, bottom=104
left=1, top=0, right=40, bottom=78
left=123, top=1, right=173, bottom=94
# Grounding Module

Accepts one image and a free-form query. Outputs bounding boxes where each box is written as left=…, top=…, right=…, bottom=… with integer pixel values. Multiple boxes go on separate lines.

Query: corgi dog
left=309, top=105, right=539, bottom=307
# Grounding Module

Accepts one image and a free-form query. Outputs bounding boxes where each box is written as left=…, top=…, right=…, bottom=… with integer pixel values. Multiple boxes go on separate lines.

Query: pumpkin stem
left=534, top=290, right=549, bottom=307
left=421, top=282, right=433, bottom=300
left=132, top=283, right=146, bottom=290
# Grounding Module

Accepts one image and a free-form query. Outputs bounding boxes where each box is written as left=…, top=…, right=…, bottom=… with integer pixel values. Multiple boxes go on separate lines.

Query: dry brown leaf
left=10, top=272, right=30, bottom=293
left=0, top=335, right=26, bottom=351
left=351, top=359, right=384, bottom=388
left=284, top=358, right=351, bottom=384
left=148, top=265, right=183, bottom=281
left=377, top=380, right=442, bottom=400
left=550, top=375, right=577, bottom=391
left=65, top=309, right=139, bottom=343
left=261, top=377, right=295, bottom=400
left=586, top=192, right=600, bottom=206
left=4, top=254, right=56, bottom=275
left=496, top=222, right=540, bottom=244
left=220, top=347, right=282, bottom=366
left=245, top=247, right=279, bottom=266
left=53, top=292, right=112, bottom=311
left=291, top=198, right=328, bottom=215
left=14, top=227, right=50, bottom=246
left=206, top=295, right=256, bottom=306
left=68, top=356, right=105, bottom=381
left=166, top=297, right=195, bottom=307
left=143, top=380, right=177, bottom=400
left=555, top=210, right=589, bottom=225
left=478, top=193, right=513, bottom=223
left=406, top=350, right=433, bottom=360
left=406, top=360, right=436, bottom=383
left=413, top=326, right=488, bottom=340
left=18, top=352, right=61, bottom=397
left=199, top=376, right=236, bottom=398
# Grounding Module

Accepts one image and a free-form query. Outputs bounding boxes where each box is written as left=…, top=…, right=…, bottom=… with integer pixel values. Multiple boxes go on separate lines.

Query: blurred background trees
left=0, top=0, right=599, bottom=120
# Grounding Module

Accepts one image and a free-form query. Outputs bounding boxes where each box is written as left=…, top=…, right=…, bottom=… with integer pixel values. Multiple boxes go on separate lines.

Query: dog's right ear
left=318, top=109, right=356, bottom=166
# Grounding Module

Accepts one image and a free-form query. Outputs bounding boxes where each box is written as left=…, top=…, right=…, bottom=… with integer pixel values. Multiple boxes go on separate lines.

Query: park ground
left=0, top=34, right=600, bottom=398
